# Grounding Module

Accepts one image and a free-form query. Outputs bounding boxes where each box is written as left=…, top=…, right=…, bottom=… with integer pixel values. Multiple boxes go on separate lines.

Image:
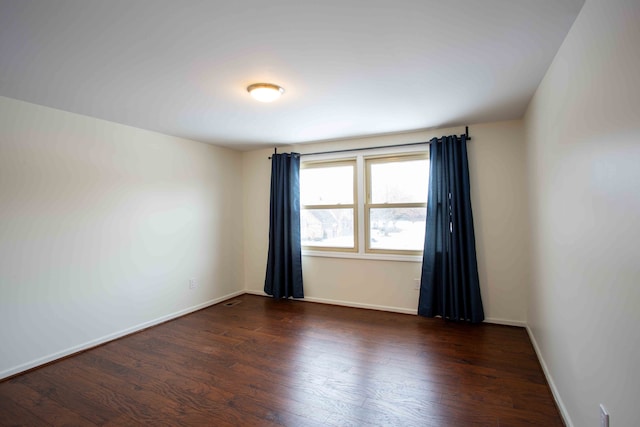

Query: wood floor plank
left=0, top=379, right=98, bottom=426
left=0, top=294, right=563, bottom=426
left=99, top=330, right=327, bottom=425
left=13, top=368, right=127, bottom=425
left=0, top=385, right=52, bottom=427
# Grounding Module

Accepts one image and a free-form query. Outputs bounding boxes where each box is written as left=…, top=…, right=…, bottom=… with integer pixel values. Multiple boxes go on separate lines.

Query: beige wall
left=243, top=120, right=530, bottom=324
left=524, top=0, right=640, bottom=425
left=0, top=96, right=245, bottom=378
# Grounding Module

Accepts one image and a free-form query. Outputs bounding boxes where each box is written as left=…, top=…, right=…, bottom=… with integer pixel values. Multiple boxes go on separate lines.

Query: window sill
left=302, top=250, right=422, bottom=263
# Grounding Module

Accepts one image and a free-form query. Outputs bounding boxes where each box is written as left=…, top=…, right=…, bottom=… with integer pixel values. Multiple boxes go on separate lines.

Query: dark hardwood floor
left=0, top=294, right=563, bottom=426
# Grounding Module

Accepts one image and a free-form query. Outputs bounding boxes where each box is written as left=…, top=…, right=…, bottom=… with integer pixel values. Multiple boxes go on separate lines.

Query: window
left=300, top=160, right=357, bottom=251
left=365, top=154, right=428, bottom=255
left=300, top=150, right=429, bottom=257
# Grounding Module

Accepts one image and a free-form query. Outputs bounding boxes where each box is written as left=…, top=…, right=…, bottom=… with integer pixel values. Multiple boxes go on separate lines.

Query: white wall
left=0, top=96, right=245, bottom=378
left=243, top=120, right=530, bottom=324
left=524, top=0, right=640, bottom=425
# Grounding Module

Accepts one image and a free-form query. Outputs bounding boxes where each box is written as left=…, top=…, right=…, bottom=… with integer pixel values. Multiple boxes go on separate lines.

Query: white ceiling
left=0, top=0, right=584, bottom=150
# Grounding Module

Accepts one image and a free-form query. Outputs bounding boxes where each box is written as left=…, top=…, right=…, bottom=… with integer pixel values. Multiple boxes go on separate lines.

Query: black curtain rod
left=268, top=127, right=471, bottom=159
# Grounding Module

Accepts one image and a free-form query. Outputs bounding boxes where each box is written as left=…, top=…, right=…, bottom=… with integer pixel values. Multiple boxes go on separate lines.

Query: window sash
left=364, top=153, right=428, bottom=255
left=300, top=159, right=357, bottom=252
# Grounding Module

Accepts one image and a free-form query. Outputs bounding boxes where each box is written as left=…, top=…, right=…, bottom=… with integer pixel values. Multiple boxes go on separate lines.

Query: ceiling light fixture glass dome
left=247, top=83, right=285, bottom=102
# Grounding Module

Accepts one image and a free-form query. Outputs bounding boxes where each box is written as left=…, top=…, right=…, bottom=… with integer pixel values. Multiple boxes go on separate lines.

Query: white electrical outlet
left=413, top=279, right=420, bottom=290
left=600, top=404, right=609, bottom=427
left=189, top=278, right=197, bottom=290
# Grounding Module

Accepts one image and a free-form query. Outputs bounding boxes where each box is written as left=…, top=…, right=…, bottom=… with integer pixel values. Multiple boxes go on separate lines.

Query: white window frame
left=300, top=159, right=358, bottom=253
left=300, top=145, right=428, bottom=263
left=364, top=153, right=428, bottom=256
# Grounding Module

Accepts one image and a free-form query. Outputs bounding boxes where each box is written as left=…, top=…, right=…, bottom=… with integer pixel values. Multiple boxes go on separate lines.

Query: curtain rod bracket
left=462, top=126, right=471, bottom=141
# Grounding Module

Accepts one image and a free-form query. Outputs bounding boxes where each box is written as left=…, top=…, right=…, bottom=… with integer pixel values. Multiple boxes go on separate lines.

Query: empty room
left=1, top=0, right=638, bottom=426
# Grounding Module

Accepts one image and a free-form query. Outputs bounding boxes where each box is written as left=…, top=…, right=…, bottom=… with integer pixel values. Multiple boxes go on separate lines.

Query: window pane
left=300, top=165, right=353, bottom=205
left=369, top=208, right=426, bottom=251
left=370, top=159, right=428, bottom=204
left=301, top=208, right=354, bottom=248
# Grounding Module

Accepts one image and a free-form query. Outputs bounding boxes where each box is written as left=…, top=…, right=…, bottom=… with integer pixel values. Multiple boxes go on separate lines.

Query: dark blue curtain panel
left=264, top=153, right=304, bottom=299
left=418, top=135, right=484, bottom=323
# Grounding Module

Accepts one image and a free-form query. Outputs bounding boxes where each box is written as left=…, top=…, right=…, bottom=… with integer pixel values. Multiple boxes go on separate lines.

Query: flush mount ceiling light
left=247, top=83, right=285, bottom=103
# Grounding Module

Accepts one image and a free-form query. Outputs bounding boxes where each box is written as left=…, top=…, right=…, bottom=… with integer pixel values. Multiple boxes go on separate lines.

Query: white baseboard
left=301, top=295, right=419, bottom=315
left=245, top=290, right=526, bottom=327
left=245, top=290, right=416, bottom=314
left=526, top=325, right=573, bottom=427
left=484, top=317, right=527, bottom=327
left=0, top=289, right=245, bottom=381
left=244, top=289, right=268, bottom=296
